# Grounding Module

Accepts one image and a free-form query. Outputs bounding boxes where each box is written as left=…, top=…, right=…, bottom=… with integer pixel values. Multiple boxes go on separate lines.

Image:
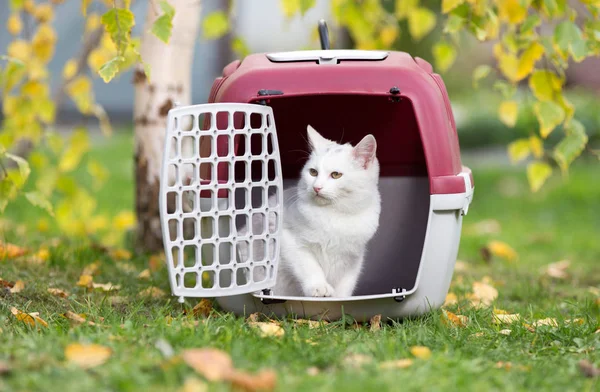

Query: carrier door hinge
left=393, top=287, right=407, bottom=303
left=389, top=86, right=402, bottom=103
left=259, top=289, right=287, bottom=305
left=458, top=172, right=474, bottom=216
left=257, top=90, right=284, bottom=106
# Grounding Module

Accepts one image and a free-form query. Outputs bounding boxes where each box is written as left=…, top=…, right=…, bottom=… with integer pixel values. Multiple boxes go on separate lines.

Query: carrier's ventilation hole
left=268, top=186, right=279, bottom=207
left=269, top=265, right=275, bottom=279
left=169, top=137, right=178, bottom=159
left=251, top=161, right=264, bottom=182
left=234, top=134, right=247, bottom=156
left=236, top=267, right=250, bottom=286
left=267, top=133, right=275, bottom=155
left=268, top=239, right=277, bottom=259
left=217, top=162, right=230, bottom=183
left=250, top=133, right=263, bottom=156
left=253, top=239, right=266, bottom=261
left=199, top=191, right=213, bottom=212
left=216, top=111, right=229, bottom=130
left=266, top=114, right=272, bottom=128
left=201, top=243, right=215, bottom=266
left=180, top=114, right=194, bottom=132
left=181, top=136, right=195, bottom=159
left=219, top=269, right=233, bottom=288
left=183, top=272, right=198, bottom=288
left=199, top=113, right=212, bottom=131
left=201, top=270, right=215, bottom=289
left=199, top=163, right=213, bottom=182
left=166, top=191, right=178, bottom=214
left=253, top=265, right=267, bottom=283
left=171, top=246, right=181, bottom=269
left=236, top=240, right=250, bottom=262
left=183, top=245, right=196, bottom=267
left=217, top=193, right=231, bottom=211
left=182, top=163, right=196, bottom=185
left=199, top=136, right=212, bottom=158
left=167, top=220, right=178, bottom=243
left=234, top=161, right=247, bottom=184
left=233, top=111, right=246, bottom=129
left=251, top=187, right=264, bottom=209
left=182, top=218, right=195, bottom=240
left=218, top=215, right=232, bottom=237
left=268, top=212, right=278, bottom=234
left=201, top=217, right=214, bottom=239
left=250, top=112, right=262, bottom=129
left=251, top=213, right=266, bottom=235
left=234, top=188, right=248, bottom=210
left=216, top=135, right=229, bottom=157
left=235, top=214, right=249, bottom=236
left=167, top=164, right=178, bottom=187
left=218, top=242, right=233, bottom=265
left=268, top=160, right=277, bottom=181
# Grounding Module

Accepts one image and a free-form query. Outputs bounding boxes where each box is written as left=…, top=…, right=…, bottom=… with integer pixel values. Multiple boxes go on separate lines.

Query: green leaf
left=299, top=0, right=316, bottom=15
left=202, top=11, right=229, bottom=40
left=281, top=0, right=300, bottom=17
left=151, top=1, right=175, bottom=44
left=232, top=37, right=250, bottom=58
left=5, top=153, right=30, bottom=183
left=498, top=100, right=519, bottom=128
left=444, top=14, right=465, bottom=34
left=527, top=161, right=552, bottom=192
left=554, top=21, right=588, bottom=62
left=508, top=138, right=531, bottom=164
left=408, top=8, right=437, bottom=41
left=521, top=14, right=541, bottom=34
left=9, top=0, right=25, bottom=11
left=58, top=127, right=90, bottom=173
left=442, top=0, right=464, bottom=14
left=534, top=101, right=565, bottom=138
left=98, top=56, right=125, bottom=83
left=432, top=41, right=456, bottom=73
left=25, top=191, right=54, bottom=216
left=553, top=119, right=588, bottom=171
left=472, top=65, right=491, bottom=88
left=529, top=70, right=562, bottom=101
left=101, top=8, right=135, bottom=54
left=493, top=80, right=517, bottom=99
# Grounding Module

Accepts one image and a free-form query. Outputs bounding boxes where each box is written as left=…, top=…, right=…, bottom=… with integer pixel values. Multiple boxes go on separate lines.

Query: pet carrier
left=159, top=21, right=474, bottom=321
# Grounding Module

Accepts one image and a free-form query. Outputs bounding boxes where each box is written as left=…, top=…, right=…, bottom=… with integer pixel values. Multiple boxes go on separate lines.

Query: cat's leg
left=333, top=259, right=363, bottom=297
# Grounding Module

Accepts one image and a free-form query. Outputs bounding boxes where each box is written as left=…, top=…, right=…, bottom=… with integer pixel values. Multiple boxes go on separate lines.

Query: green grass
left=1, top=132, right=599, bottom=391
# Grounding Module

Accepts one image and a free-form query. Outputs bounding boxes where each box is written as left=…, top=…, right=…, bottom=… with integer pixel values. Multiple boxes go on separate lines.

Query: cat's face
left=299, top=125, right=378, bottom=206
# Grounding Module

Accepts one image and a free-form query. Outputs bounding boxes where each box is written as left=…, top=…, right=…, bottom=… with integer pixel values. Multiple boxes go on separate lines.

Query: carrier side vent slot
left=257, top=90, right=284, bottom=106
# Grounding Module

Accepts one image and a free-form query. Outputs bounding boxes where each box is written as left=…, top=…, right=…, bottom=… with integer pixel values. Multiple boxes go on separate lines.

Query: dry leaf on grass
left=471, top=332, right=485, bottom=338
left=0, top=277, right=14, bottom=288
left=138, top=269, right=151, bottom=279
left=493, top=313, right=521, bottom=325
left=92, top=282, right=121, bottom=292
left=228, top=369, right=277, bottom=392
left=485, top=240, right=518, bottom=262
left=48, top=288, right=70, bottom=298
left=443, top=292, right=458, bottom=308
left=499, top=329, right=512, bottom=335
left=77, top=274, right=93, bottom=288
left=533, top=318, right=559, bottom=328
left=248, top=322, right=284, bottom=338
left=149, top=254, right=164, bottom=271
left=579, top=360, right=600, bottom=378
left=454, top=260, right=469, bottom=273
left=495, top=361, right=512, bottom=370
left=63, top=311, right=97, bottom=326
left=441, top=310, right=468, bottom=327
left=343, top=353, right=372, bottom=368
left=82, top=262, right=100, bottom=276
left=294, top=319, right=327, bottom=329
left=110, top=248, right=132, bottom=260
left=306, top=366, right=320, bottom=376
left=192, top=299, right=212, bottom=317
left=182, top=348, right=233, bottom=381
left=10, top=307, right=48, bottom=327
left=369, top=314, right=382, bottom=331
left=246, top=313, right=260, bottom=323
left=9, top=280, right=24, bottom=293
left=410, top=346, right=432, bottom=360
left=543, top=260, right=571, bottom=280
left=469, top=280, right=498, bottom=307
left=180, top=377, right=208, bottom=392
left=139, top=286, right=166, bottom=298
left=379, top=359, right=413, bottom=369
left=65, top=343, right=111, bottom=369
left=116, top=263, right=137, bottom=274
left=595, top=328, right=600, bottom=334
left=0, top=242, right=28, bottom=259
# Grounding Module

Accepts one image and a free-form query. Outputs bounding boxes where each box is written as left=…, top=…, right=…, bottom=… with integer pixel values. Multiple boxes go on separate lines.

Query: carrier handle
left=318, top=19, right=330, bottom=50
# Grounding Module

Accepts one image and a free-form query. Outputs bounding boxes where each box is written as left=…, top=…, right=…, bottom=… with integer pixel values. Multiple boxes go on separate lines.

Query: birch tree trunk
left=134, top=0, right=201, bottom=252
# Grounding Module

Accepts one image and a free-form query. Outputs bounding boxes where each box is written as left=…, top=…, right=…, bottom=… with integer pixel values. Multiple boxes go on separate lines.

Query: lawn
left=1, top=131, right=599, bottom=391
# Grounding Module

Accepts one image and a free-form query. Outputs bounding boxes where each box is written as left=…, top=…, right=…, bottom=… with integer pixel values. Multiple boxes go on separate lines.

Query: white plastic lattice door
left=159, top=103, right=284, bottom=301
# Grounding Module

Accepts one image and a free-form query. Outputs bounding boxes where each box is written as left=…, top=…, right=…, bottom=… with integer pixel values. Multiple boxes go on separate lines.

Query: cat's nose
left=313, top=186, right=322, bottom=194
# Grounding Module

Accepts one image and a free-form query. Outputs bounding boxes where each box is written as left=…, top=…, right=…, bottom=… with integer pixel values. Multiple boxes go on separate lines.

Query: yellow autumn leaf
left=11, top=307, right=48, bottom=327
left=62, top=59, right=78, bottom=80
left=529, top=136, right=544, bottom=158
left=470, top=280, right=498, bottom=307
left=248, top=322, right=285, bottom=338
left=527, top=160, right=553, bottom=192
left=508, top=138, right=531, bottom=163
left=380, top=358, right=414, bottom=369
left=113, top=211, right=136, bottom=231
left=9, top=280, right=25, bottom=293
left=110, top=248, right=132, bottom=260
left=516, top=42, right=544, bottom=80
left=7, top=40, right=32, bottom=62
left=22, top=80, right=49, bottom=98
left=85, top=13, right=102, bottom=32
left=488, top=240, right=518, bottom=261
left=65, top=343, right=111, bottom=369
left=0, top=242, right=28, bottom=258
left=493, top=313, right=521, bottom=325
left=139, top=286, right=166, bottom=298
left=32, top=23, right=57, bottom=63
left=532, top=318, right=559, bottom=327
left=499, top=101, right=518, bottom=127
left=181, top=348, right=233, bottom=381
left=82, top=261, right=100, bottom=276
left=543, top=260, right=570, bottom=279
left=444, top=292, right=458, bottom=307
left=529, top=70, right=562, bottom=101
left=408, top=8, right=436, bottom=41
left=370, top=314, right=382, bottom=332
left=48, top=288, right=70, bottom=298
left=34, top=3, right=54, bottom=23
left=498, top=52, right=519, bottom=83
left=499, top=329, right=512, bottom=335
left=138, top=269, right=151, bottom=279
left=441, top=309, right=468, bottom=327
left=534, top=101, right=565, bottom=138
left=77, top=274, right=93, bottom=287
left=442, top=0, right=464, bottom=13
left=7, top=13, right=23, bottom=35
left=379, top=25, right=399, bottom=47
left=65, top=76, right=94, bottom=114
left=410, top=346, right=432, bottom=360
left=497, top=0, right=527, bottom=24
left=92, top=282, right=121, bottom=291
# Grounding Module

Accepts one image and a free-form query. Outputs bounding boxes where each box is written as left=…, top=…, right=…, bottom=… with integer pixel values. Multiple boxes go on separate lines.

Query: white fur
left=252, top=125, right=381, bottom=297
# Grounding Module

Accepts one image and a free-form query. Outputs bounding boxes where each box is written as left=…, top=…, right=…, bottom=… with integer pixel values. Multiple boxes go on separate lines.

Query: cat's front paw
left=305, top=281, right=334, bottom=297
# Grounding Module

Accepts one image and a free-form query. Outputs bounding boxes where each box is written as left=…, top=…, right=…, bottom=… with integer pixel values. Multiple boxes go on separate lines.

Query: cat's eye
left=331, top=171, right=343, bottom=179
left=309, top=168, right=318, bottom=177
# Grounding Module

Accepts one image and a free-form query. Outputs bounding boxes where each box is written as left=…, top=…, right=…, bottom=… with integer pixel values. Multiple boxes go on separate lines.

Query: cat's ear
left=353, top=134, right=377, bottom=169
left=307, top=125, right=330, bottom=151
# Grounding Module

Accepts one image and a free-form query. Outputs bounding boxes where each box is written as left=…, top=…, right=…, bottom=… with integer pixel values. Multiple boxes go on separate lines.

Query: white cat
left=261, top=125, right=381, bottom=297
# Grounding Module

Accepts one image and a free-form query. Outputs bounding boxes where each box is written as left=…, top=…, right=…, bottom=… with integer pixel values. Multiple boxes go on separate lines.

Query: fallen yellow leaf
left=379, top=358, right=413, bottom=369
left=443, top=292, right=458, bottom=307
left=454, top=260, right=469, bottom=273
left=9, top=280, right=25, bottom=293
left=138, top=269, right=151, bottom=279
left=495, top=361, right=513, bottom=370
left=48, top=288, right=70, bottom=298
left=543, top=260, right=571, bottom=280
left=0, top=242, right=27, bottom=259
left=110, top=249, right=132, bottom=260
left=306, top=366, right=320, bottom=376
left=470, top=281, right=499, bottom=307
left=10, top=307, right=48, bottom=328
left=567, top=318, right=584, bottom=326
left=369, top=314, right=382, bottom=332
left=441, top=310, right=468, bottom=327
left=149, top=254, right=164, bottom=271
left=247, top=313, right=260, bottom=323
left=595, top=328, right=600, bottom=334
left=63, top=311, right=98, bottom=326
left=486, top=240, right=518, bottom=262
left=532, top=318, right=558, bottom=328
left=77, top=274, right=93, bottom=287
left=92, top=282, right=121, bottom=292
left=228, top=369, right=277, bottom=392
left=493, top=313, right=521, bottom=325
left=180, top=376, right=208, bottom=392
left=82, top=262, right=100, bottom=276
left=192, top=299, right=212, bottom=317
left=410, top=346, right=432, bottom=360
left=293, top=319, right=327, bottom=329
left=471, top=332, right=485, bottom=338
left=248, top=322, right=284, bottom=338
left=343, top=353, right=373, bottom=368
left=182, top=348, right=233, bottom=381
left=65, top=343, right=111, bottom=368
left=139, top=286, right=166, bottom=298
left=499, top=329, right=512, bottom=335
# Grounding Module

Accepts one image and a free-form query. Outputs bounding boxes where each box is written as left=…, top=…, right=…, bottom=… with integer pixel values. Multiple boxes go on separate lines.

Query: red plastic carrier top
left=205, top=50, right=473, bottom=195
